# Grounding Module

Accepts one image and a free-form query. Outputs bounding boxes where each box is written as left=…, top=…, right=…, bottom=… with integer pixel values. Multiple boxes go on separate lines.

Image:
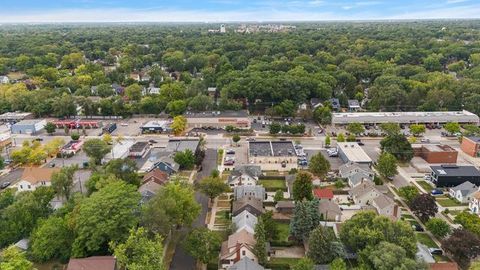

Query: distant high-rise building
left=220, top=24, right=226, bottom=33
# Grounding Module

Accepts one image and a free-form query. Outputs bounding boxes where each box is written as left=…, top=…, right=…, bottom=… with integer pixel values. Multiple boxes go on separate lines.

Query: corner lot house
left=220, top=229, right=257, bottom=269
left=14, top=167, right=60, bottom=192
left=449, top=181, right=477, bottom=203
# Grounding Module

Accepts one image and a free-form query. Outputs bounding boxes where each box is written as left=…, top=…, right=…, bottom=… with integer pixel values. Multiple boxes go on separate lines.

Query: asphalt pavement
left=169, top=148, right=217, bottom=270
left=0, top=168, right=24, bottom=189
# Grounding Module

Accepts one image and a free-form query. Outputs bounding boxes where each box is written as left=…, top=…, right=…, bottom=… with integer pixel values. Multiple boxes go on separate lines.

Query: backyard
left=436, top=197, right=466, bottom=207
left=416, top=232, right=438, bottom=248
left=259, top=179, right=287, bottom=192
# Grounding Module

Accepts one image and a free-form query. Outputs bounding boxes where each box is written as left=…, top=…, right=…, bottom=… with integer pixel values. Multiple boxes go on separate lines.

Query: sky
left=0, top=0, right=479, bottom=23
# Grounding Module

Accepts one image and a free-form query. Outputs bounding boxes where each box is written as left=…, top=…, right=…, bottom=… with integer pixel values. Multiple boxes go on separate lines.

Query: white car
left=120, top=123, right=129, bottom=126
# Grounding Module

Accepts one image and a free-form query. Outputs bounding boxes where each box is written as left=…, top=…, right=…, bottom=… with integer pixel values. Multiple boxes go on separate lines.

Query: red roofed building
left=429, top=262, right=458, bottom=270
left=313, top=188, right=334, bottom=201
left=66, top=256, right=116, bottom=270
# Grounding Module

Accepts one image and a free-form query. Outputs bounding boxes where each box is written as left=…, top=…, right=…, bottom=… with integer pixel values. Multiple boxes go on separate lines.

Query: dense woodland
left=0, top=21, right=480, bottom=119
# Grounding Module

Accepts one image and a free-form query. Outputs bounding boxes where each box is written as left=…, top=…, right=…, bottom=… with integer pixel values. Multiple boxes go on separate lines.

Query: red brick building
left=413, top=144, right=458, bottom=163
left=461, top=136, right=480, bottom=157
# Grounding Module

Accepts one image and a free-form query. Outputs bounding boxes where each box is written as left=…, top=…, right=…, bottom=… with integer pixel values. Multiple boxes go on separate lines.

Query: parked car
left=356, top=139, right=364, bottom=146
left=420, top=138, right=430, bottom=143
left=226, top=149, right=235, bottom=155
left=34, top=138, right=43, bottom=141
left=412, top=224, right=424, bottom=232
left=49, top=163, right=56, bottom=168
left=431, top=189, right=444, bottom=196
left=246, top=137, right=256, bottom=142
left=428, top=248, right=443, bottom=255
left=224, top=160, right=234, bottom=166
left=148, top=139, right=158, bottom=144
left=0, top=182, right=10, bottom=189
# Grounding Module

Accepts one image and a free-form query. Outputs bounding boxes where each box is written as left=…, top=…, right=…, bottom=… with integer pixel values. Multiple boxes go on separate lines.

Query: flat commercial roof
left=12, top=119, right=44, bottom=126
left=130, top=141, right=149, bottom=152
left=165, top=139, right=200, bottom=153
left=142, top=120, right=169, bottom=129
left=0, top=112, right=32, bottom=120
left=337, top=142, right=372, bottom=163
left=332, top=110, right=479, bottom=124
left=431, top=165, right=480, bottom=177
left=249, top=141, right=297, bottom=157
left=185, top=110, right=249, bottom=118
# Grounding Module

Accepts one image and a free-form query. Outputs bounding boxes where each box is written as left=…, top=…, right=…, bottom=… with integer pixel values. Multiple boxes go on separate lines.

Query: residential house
left=61, top=140, right=84, bottom=155
left=428, top=262, right=459, bottom=270
left=371, top=194, right=400, bottom=220
left=275, top=200, right=295, bottom=215
left=143, top=168, right=169, bottom=185
left=313, top=188, right=334, bottom=201
left=139, top=181, right=162, bottom=204
left=449, top=181, right=477, bottom=203
left=147, top=85, right=160, bottom=95
left=416, top=243, right=435, bottom=264
left=469, top=191, right=480, bottom=215
left=15, top=167, right=60, bottom=192
left=228, top=165, right=262, bottom=187
left=228, top=257, right=267, bottom=270
left=207, top=87, right=217, bottom=98
left=347, top=99, right=361, bottom=111
left=348, top=181, right=381, bottom=206
left=129, top=142, right=150, bottom=158
left=220, top=229, right=257, bottom=269
left=233, top=185, right=266, bottom=201
left=232, top=196, right=264, bottom=217
left=298, top=103, right=308, bottom=111
left=0, top=75, right=10, bottom=84
left=318, top=200, right=342, bottom=221
left=339, top=163, right=374, bottom=188
left=310, top=98, right=323, bottom=109
left=233, top=210, right=258, bottom=234
left=66, top=256, right=117, bottom=270
left=329, top=98, right=340, bottom=111
left=153, top=156, right=180, bottom=175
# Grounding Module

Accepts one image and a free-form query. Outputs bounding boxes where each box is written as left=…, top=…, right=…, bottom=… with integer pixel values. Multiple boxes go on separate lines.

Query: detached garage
left=11, top=119, right=47, bottom=135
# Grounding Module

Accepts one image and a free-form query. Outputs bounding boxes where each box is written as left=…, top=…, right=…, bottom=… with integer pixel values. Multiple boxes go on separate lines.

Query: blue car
left=431, top=189, right=444, bottom=196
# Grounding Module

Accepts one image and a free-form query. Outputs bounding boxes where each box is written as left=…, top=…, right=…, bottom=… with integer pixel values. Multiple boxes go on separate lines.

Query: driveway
left=0, top=168, right=24, bottom=189
left=169, top=149, right=217, bottom=270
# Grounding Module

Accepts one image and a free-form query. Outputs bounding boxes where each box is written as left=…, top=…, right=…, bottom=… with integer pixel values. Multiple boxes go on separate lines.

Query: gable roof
left=229, top=257, right=265, bottom=270
left=276, top=200, right=295, bottom=209
left=156, top=156, right=179, bottom=172
left=235, top=165, right=262, bottom=178
left=233, top=210, right=258, bottom=234
left=21, top=167, right=60, bottom=185
left=228, top=170, right=258, bottom=184
left=318, top=200, right=342, bottom=216
left=233, top=185, right=266, bottom=200
left=349, top=181, right=378, bottom=198
left=67, top=256, right=116, bottom=270
left=233, top=196, right=264, bottom=216
left=450, top=181, right=477, bottom=196
left=372, top=194, right=395, bottom=210
left=143, top=168, right=169, bottom=185
left=313, top=188, right=334, bottom=200
left=339, top=162, right=371, bottom=176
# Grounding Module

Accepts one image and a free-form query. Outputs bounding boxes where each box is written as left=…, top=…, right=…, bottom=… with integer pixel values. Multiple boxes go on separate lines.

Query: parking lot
left=305, top=149, right=344, bottom=171
left=46, top=151, right=89, bottom=168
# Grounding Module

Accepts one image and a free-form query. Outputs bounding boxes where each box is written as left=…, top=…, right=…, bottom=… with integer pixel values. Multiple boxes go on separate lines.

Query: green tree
left=254, top=218, right=268, bottom=265
left=307, top=225, right=343, bottom=264
left=309, top=152, right=331, bottom=178
left=339, top=211, right=416, bottom=256
left=426, top=218, right=451, bottom=238
left=141, top=182, right=200, bottom=235
left=70, top=132, right=80, bottom=141
left=330, top=258, right=347, bottom=270
left=290, top=200, right=320, bottom=242
left=83, top=138, right=111, bottom=165
left=103, top=158, right=139, bottom=186
left=444, top=122, right=461, bottom=135
left=409, top=124, right=426, bottom=137
left=313, top=107, right=332, bottom=125
left=293, top=258, right=314, bottom=270
left=337, top=133, right=346, bottom=142
left=380, top=122, right=401, bottom=136
left=125, top=84, right=143, bottom=101
left=410, top=194, right=438, bottom=222
left=325, top=135, right=331, bottom=146
left=70, top=181, right=141, bottom=257
left=260, top=211, right=279, bottom=241
left=292, top=171, right=313, bottom=201
left=197, top=176, right=229, bottom=203
left=111, top=227, right=165, bottom=270
left=269, top=122, right=281, bottom=134
left=361, top=241, right=427, bottom=270
left=188, top=94, right=213, bottom=111
left=232, top=134, right=241, bottom=145
left=380, top=134, right=414, bottom=162
left=51, top=165, right=78, bottom=200
left=273, top=99, right=296, bottom=117
left=174, top=149, right=195, bottom=170
left=398, top=186, right=420, bottom=205
left=166, top=100, right=187, bottom=117
left=183, top=228, right=221, bottom=265
left=454, top=212, right=480, bottom=237
left=346, top=122, right=365, bottom=136
left=45, top=122, right=56, bottom=135
left=171, top=115, right=187, bottom=136
left=0, top=246, right=34, bottom=270
left=273, top=189, right=284, bottom=203
left=376, top=152, right=398, bottom=179
left=29, top=216, right=73, bottom=262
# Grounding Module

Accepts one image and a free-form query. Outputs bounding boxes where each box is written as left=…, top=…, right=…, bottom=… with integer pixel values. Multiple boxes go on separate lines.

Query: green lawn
left=33, top=262, right=64, bottom=270
left=259, top=179, right=287, bottom=192
left=416, top=232, right=438, bottom=248
left=417, top=180, right=434, bottom=192
left=276, top=222, right=290, bottom=241
left=214, top=210, right=231, bottom=225
left=436, top=197, right=466, bottom=207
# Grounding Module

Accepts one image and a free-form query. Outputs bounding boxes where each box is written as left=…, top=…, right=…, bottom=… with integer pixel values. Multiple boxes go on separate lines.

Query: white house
left=372, top=194, right=400, bottom=220
left=220, top=229, right=257, bottom=269
left=227, top=169, right=259, bottom=187
left=449, top=181, right=477, bottom=203
left=233, top=210, right=258, bottom=234
left=14, top=167, right=60, bottom=192
left=348, top=181, right=381, bottom=206
left=339, top=162, right=374, bottom=188
left=0, top=76, right=9, bottom=84
left=469, top=191, right=480, bottom=215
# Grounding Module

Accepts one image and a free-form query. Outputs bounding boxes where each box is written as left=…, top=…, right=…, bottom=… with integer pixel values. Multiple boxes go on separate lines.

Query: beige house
left=14, top=167, right=60, bottom=192
left=220, top=229, right=257, bottom=269
left=348, top=181, right=381, bottom=205
left=372, top=194, right=400, bottom=220
left=318, top=200, right=342, bottom=221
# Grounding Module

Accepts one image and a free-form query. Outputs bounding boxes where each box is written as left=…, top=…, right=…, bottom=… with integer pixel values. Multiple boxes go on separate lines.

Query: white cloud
left=446, top=0, right=469, bottom=4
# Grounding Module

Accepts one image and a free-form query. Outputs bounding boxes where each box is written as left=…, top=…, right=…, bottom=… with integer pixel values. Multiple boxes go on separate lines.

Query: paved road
left=0, top=168, right=24, bottom=189
left=170, top=148, right=217, bottom=270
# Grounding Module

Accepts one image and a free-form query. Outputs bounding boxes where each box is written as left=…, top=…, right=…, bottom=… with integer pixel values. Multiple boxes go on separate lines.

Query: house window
left=242, top=250, right=246, bottom=256
left=20, top=185, right=23, bottom=189
left=28, top=185, right=31, bottom=189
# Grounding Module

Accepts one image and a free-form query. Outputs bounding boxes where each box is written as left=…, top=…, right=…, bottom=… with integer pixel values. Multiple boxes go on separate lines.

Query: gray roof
left=233, top=210, right=258, bottom=233
left=249, top=141, right=297, bottom=157
left=235, top=165, right=262, bottom=178
left=431, top=165, right=480, bottom=177
left=372, top=194, right=395, bottom=209
left=318, top=200, right=342, bottom=216
left=233, top=185, right=266, bottom=200
left=450, top=181, right=477, bottom=196
left=349, top=181, right=377, bottom=198
left=165, top=139, right=199, bottom=153
left=465, top=137, right=480, bottom=144
left=348, top=171, right=373, bottom=186
left=229, top=257, right=265, bottom=270
left=157, top=156, right=180, bottom=172
left=12, top=119, right=44, bottom=126
left=416, top=243, right=435, bottom=264
left=348, top=99, right=360, bottom=108
left=276, top=200, right=295, bottom=209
